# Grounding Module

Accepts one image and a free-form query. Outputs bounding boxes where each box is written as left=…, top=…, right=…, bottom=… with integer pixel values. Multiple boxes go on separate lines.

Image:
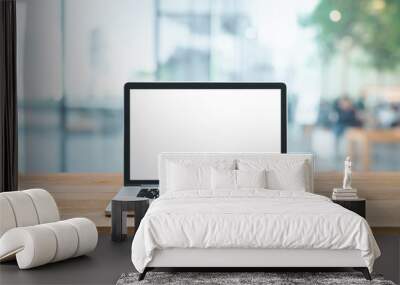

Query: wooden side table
left=332, top=198, right=366, bottom=218
left=112, top=196, right=149, bottom=242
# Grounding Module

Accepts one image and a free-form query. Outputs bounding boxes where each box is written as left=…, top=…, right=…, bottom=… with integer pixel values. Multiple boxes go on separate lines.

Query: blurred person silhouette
left=355, top=89, right=373, bottom=128
left=332, top=95, right=362, bottom=143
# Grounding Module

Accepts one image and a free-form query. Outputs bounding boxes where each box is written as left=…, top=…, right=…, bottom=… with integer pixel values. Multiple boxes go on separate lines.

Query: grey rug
left=116, top=272, right=396, bottom=285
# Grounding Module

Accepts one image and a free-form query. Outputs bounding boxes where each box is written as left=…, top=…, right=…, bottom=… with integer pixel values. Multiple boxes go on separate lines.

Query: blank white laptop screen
left=125, top=83, right=286, bottom=184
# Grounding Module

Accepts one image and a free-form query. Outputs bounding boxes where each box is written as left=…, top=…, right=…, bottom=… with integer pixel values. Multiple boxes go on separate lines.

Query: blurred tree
left=302, top=0, right=400, bottom=71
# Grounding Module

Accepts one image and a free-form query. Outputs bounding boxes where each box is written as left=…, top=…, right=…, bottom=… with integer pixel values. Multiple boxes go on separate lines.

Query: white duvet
left=131, top=190, right=380, bottom=273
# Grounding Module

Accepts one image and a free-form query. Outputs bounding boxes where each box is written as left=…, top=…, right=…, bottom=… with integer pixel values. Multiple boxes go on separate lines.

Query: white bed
left=131, top=153, right=380, bottom=280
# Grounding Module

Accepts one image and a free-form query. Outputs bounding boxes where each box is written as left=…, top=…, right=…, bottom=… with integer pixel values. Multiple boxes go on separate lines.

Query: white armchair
left=0, top=189, right=98, bottom=269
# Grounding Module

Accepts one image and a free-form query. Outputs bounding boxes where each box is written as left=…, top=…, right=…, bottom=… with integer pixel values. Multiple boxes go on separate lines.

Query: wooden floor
left=19, top=172, right=400, bottom=233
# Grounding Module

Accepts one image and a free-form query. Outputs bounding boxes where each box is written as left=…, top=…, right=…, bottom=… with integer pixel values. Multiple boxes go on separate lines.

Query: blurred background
left=17, top=0, right=400, bottom=173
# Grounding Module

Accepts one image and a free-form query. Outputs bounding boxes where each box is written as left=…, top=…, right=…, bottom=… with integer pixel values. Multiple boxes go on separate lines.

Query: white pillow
left=238, top=159, right=308, bottom=191
left=211, top=168, right=236, bottom=190
left=237, top=169, right=267, bottom=189
left=167, top=162, right=211, bottom=191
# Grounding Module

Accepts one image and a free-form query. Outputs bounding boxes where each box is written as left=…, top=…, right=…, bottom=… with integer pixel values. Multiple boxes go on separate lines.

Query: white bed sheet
left=131, top=190, right=380, bottom=273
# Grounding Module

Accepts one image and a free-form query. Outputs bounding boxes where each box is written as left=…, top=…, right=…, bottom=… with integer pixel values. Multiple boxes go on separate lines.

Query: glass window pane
left=17, top=0, right=400, bottom=173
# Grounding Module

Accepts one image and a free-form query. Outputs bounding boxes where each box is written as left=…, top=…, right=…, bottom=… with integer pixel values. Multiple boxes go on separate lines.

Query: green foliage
left=303, top=0, right=400, bottom=70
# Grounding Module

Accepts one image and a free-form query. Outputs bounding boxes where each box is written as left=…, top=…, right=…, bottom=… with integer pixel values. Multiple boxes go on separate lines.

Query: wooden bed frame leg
left=138, top=268, right=148, bottom=281
left=354, top=267, right=371, bottom=280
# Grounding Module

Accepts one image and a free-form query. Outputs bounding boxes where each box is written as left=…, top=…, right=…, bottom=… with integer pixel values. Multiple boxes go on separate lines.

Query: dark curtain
left=0, top=0, right=18, bottom=192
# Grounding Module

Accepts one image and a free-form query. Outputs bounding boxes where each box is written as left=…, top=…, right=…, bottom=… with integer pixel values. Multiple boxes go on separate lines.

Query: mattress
left=131, top=189, right=380, bottom=273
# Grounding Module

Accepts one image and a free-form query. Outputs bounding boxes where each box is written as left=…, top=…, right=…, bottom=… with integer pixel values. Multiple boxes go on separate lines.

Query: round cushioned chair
left=0, top=189, right=98, bottom=269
